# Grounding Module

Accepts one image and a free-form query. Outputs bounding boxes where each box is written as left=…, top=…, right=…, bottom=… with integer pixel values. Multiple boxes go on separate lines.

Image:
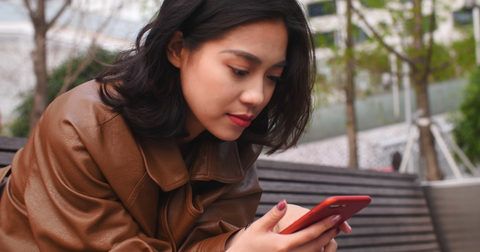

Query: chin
left=211, top=130, right=243, bottom=142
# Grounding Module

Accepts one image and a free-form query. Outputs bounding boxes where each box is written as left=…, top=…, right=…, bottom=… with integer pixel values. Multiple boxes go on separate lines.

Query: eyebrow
left=220, top=49, right=288, bottom=67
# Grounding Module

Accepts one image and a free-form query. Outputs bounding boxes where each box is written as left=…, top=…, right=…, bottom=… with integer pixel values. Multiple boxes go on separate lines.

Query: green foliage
left=451, top=32, right=476, bottom=77
left=405, top=15, right=438, bottom=35
left=9, top=92, right=33, bottom=138
left=314, top=31, right=335, bottom=48
left=354, top=46, right=390, bottom=96
left=356, top=47, right=390, bottom=74
left=9, top=48, right=117, bottom=137
left=360, top=0, right=386, bottom=9
left=428, top=43, right=456, bottom=82
left=451, top=67, right=480, bottom=164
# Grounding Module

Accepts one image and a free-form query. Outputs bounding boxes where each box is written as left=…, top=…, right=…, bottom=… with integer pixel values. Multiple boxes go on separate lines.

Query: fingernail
left=332, top=215, right=341, bottom=224
left=345, top=221, right=352, bottom=232
left=276, top=199, right=286, bottom=211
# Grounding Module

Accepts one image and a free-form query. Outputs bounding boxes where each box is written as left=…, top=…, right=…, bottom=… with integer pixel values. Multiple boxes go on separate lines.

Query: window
left=314, top=31, right=336, bottom=48
left=308, top=1, right=336, bottom=18
left=353, top=26, right=369, bottom=43
left=453, top=8, right=473, bottom=26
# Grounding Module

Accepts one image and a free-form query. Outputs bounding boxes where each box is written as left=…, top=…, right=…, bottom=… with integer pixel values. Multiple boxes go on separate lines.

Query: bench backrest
left=256, top=159, right=442, bottom=252
left=0, top=136, right=28, bottom=167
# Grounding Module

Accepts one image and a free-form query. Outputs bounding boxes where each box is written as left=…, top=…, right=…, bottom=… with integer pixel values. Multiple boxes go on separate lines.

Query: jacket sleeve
left=15, top=114, right=177, bottom=252
left=179, top=164, right=263, bottom=252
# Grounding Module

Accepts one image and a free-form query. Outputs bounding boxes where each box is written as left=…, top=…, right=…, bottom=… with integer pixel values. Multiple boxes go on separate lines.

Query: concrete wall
left=422, top=178, right=480, bottom=252
left=304, top=78, right=467, bottom=143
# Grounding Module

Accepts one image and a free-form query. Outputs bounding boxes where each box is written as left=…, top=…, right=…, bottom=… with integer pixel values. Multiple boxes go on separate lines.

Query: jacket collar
left=136, top=136, right=262, bottom=192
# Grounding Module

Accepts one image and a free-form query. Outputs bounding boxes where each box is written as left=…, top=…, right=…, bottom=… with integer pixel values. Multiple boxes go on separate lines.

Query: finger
left=338, top=221, right=352, bottom=234
left=323, top=238, right=338, bottom=252
left=254, top=199, right=288, bottom=231
left=292, top=228, right=338, bottom=252
left=287, top=215, right=342, bottom=247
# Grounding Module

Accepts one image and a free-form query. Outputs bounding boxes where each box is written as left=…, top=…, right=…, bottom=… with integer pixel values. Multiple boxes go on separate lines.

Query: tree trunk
left=411, top=0, right=443, bottom=180
left=24, top=0, right=71, bottom=131
left=29, top=28, right=49, bottom=131
left=345, top=0, right=358, bottom=168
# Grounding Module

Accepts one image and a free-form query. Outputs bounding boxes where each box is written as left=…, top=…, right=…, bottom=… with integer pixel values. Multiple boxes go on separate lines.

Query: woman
left=0, top=0, right=351, bottom=251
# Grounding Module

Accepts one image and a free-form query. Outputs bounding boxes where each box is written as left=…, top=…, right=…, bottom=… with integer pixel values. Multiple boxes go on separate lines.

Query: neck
left=180, top=104, right=205, bottom=144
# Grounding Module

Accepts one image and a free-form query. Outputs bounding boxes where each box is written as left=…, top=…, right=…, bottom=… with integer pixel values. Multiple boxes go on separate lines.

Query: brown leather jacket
left=0, top=81, right=263, bottom=252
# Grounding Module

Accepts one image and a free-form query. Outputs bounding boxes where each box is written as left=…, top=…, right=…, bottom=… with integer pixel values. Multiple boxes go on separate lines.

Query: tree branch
left=429, top=57, right=455, bottom=73
left=56, top=47, right=96, bottom=97
left=55, top=1, right=124, bottom=97
left=23, top=0, right=36, bottom=22
left=46, top=0, right=72, bottom=30
left=352, top=5, right=416, bottom=69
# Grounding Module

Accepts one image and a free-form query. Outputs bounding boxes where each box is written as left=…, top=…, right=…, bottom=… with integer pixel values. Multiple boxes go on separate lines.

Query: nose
left=239, top=78, right=266, bottom=106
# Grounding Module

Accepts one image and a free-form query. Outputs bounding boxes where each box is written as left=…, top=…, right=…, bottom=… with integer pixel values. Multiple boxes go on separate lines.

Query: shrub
left=451, top=67, right=480, bottom=164
left=9, top=48, right=117, bottom=137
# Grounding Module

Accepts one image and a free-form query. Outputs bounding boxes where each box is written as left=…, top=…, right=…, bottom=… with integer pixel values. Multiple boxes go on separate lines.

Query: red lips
left=227, top=114, right=254, bottom=128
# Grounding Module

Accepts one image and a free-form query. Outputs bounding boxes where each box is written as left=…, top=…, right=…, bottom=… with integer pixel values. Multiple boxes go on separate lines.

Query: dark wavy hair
left=95, top=0, right=315, bottom=154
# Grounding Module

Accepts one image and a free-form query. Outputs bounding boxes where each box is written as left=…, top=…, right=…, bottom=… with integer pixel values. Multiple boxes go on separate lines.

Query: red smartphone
left=280, top=195, right=371, bottom=234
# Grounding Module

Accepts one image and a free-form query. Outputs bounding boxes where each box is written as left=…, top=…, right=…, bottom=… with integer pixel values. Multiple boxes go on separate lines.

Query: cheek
left=180, top=63, right=234, bottom=114
left=182, top=59, right=226, bottom=93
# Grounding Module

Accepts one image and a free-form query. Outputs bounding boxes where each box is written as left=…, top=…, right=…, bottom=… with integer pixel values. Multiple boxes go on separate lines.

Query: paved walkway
left=259, top=114, right=462, bottom=179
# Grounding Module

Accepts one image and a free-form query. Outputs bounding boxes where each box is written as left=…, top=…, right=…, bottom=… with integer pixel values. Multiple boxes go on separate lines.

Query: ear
left=167, top=31, right=185, bottom=68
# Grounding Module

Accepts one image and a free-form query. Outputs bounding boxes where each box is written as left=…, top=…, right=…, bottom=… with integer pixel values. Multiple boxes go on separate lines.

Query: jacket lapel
left=137, top=136, right=262, bottom=189
left=134, top=136, right=262, bottom=238
left=189, top=141, right=262, bottom=183
left=137, top=137, right=190, bottom=192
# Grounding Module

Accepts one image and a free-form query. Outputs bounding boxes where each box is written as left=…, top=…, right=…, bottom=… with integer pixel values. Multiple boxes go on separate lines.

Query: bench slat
left=252, top=215, right=436, bottom=225
left=336, top=233, right=438, bottom=247
left=0, top=137, right=27, bottom=151
left=255, top=205, right=431, bottom=216
left=259, top=181, right=424, bottom=197
left=344, top=216, right=434, bottom=225
left=257, top=169, right=417, bottom=188
left=0, top=152, right=15, bottom=167
left=259, top=193, right=427, bottom=206
left=256, top=159, right=417, bottom=179
left=337, top=242, right=440, bottom=252
left=337, top=224, right=435, bottom=236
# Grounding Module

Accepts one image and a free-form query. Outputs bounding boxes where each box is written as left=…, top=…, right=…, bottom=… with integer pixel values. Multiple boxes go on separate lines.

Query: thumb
left=255, top=199, right=287, bottom=231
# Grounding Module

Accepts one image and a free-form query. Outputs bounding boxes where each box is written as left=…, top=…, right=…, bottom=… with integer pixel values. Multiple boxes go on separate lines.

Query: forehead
left=197, top=19, right=289, bottom=62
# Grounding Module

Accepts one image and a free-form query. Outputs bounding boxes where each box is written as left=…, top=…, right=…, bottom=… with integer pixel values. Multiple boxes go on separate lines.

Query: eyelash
left=230, top=67, right=249, bottom=77
left=268, top=76, right=282, bottom=83
left=230, top=67, right=282, bottom=83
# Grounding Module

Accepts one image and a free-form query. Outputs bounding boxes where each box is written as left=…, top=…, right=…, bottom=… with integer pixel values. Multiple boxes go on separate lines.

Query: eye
left=267, top=75, right=282, bottom=84
left=230, top=67, right=249, bottom=77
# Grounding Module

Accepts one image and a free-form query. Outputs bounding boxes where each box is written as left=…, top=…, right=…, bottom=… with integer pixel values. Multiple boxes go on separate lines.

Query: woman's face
left=168, top=19, right=288, bottom=142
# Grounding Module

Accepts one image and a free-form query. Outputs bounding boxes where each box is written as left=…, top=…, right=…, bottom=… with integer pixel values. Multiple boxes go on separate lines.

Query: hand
left=225, top=200, right=352, bottom=252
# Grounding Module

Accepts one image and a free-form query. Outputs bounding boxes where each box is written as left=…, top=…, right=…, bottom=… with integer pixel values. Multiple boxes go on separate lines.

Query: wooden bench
left=0, top=137, right=441, bottom=251
left=255, top=159, right=441, bottom=252
left=0, top=136, right=27, bottom=167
